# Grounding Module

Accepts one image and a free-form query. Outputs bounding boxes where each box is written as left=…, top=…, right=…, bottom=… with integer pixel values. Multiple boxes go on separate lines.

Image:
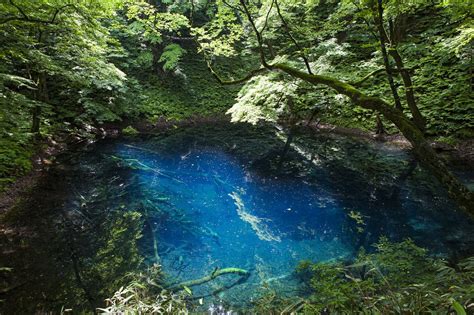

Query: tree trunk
left=375, top=113, right=385, bottom=135
left=31, top=106, right=41, bottom=134
left=31, top=73, right=48, bottom=135
left=375, top=0, right=403, bottom=111
left=389, top=48, right=426, bottom=131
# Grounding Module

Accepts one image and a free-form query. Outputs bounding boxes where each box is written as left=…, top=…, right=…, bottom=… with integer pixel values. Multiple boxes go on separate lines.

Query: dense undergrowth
left=99, top=239, right=474, bottom=314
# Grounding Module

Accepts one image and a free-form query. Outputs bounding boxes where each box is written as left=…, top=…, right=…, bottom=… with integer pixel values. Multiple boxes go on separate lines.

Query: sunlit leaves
left=124, top=0, right=189, bottom=42
left=158, top=43, right=186, bottom=71
left=193, top=0, right=244, bottom=57
left=227, top=74, right=297, bottom=124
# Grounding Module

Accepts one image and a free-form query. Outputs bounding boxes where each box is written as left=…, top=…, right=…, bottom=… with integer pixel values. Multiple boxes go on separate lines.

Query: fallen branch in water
left=168, top=267, right=250, bottom=292
left=146, top=219, right=160, bottom=264
left=110, top=155, right=184, bottom=184
left=124, top=144, right=161, bottom=155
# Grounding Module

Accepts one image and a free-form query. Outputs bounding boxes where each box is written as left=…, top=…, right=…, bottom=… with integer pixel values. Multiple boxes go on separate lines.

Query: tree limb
left=376, top=5, right=426, bottom=131
left=222, top=0, right=244, bottom=13
left=168, top=267, right=250, bottom=292
left=9, top=0, right=28, bottom=20
left=274, top=0, right=312, bottom=74
left=206, top=60, right=267, bottom=85
left=1, top=1, right=75, bottom=25
left=261, top=0, right=275, bottom=35
left=375, top=0, right=403, bottom=110
left=350, top=68, right=385, bottom=85
left=239, top=0, right=268, bottom=67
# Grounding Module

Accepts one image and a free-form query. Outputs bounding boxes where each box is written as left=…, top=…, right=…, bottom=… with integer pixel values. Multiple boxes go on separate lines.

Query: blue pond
left=4, top=122, right=468, bottom=312
left=93, top=123, right=473, bottom=306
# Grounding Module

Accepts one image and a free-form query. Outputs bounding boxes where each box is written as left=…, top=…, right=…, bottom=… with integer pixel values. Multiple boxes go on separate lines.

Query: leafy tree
left=122, top=0, right=190, bottom=74
left=0, top=0, right=131, bottom=188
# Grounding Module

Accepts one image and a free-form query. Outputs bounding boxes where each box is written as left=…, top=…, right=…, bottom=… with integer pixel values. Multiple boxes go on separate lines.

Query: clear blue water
left=104, top=124, right=473, bottom=306
left=2, top=123, right=473, bottom=312
left=120, top=146, right=351, bottom=302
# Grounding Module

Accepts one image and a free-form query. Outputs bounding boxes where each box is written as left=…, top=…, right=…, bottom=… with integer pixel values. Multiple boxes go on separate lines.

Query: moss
left=122, top=125, right=139, bottom=136
left=436, top=136, right=458, bottom=146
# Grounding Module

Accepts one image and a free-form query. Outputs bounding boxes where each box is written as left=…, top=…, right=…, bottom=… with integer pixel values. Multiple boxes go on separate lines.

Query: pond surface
left=1, top=122, right=474, bottom=312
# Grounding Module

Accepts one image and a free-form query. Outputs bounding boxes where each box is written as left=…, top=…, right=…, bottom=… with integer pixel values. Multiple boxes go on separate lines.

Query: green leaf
left=452, top=300, right=466, bottom=315
left=183, top=285, right=193, bottom=295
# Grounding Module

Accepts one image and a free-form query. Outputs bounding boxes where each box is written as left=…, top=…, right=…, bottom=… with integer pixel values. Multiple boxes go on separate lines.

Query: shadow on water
left=1, top=122, right=473, bottom=313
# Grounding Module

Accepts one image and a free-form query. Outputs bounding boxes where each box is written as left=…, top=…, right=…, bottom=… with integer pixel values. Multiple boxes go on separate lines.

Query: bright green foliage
left=137, top=48, right=241, bottom=121
left=227, top=74, right=290, bottom=124
left=99, top=265, right=188, bottom=314
left=294, top=238, right=474, bottom=313
left=122, top=125, right=139, bottom=136
left=99, top=281, right=188, bottom=314
left=200, top=0, right=473, bottom=136
left=159, top=44, right=187, bottom=72
left=0, top=74, right=36, bottom=188
left=0, top=0, right=133, bottom=188
left=193, top=0, right=244, bottom=57
left=122, top=0, right=189, bottom=73
left=228, top=71, right=324, bottom=126
left=124, top=0, right=190, bottom=44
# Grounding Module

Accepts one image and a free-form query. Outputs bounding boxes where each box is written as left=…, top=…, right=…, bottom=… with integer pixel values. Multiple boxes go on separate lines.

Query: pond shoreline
left=1, top=116, right=472, bottom=216
left=0, top=119, right=473, bottom=313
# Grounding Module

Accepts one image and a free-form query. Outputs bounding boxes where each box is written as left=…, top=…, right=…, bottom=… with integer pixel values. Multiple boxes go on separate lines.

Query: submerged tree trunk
left=169, top=267, right=249, bottom=292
